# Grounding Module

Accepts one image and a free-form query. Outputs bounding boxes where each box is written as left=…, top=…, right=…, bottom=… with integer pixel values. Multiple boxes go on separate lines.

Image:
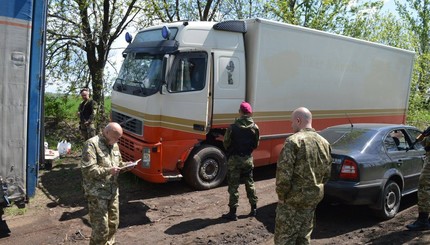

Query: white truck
left=111, top=18, right=415, bottom=190
left=0, top=0, right=47, bottom=219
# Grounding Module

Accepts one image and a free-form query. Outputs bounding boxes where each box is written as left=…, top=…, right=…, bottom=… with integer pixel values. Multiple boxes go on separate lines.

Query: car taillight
left=339, top=159, right=359, bottom=180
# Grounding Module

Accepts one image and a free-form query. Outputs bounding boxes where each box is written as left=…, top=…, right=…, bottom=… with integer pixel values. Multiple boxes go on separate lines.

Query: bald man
left=81, top=122, right=131, bottom=245
left=274, top=107, right=332, bottom=245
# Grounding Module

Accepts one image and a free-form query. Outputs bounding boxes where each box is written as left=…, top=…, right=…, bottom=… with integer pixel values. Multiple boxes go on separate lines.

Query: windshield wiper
left=131, top=80, right=147, bottom=93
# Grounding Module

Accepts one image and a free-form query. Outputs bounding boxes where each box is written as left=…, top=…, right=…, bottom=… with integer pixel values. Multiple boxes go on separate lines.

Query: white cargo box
left=244, top=18, right=414, bottom=123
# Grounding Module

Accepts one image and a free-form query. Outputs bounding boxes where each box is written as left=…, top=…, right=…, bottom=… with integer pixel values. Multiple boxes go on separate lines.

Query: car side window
left=384, top=135, right=399, bottom=152
left=405, top=128, right=425, bottom=150
left=385, top=130, right=408, bottom=151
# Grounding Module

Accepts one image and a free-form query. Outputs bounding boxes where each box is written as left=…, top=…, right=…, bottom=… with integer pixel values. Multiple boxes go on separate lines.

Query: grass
left=4, top=206, right=27, bottom=216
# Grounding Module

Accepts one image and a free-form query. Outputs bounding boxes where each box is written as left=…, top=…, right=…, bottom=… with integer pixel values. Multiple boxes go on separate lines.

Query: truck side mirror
left=160, top=54, right=169, bottom=94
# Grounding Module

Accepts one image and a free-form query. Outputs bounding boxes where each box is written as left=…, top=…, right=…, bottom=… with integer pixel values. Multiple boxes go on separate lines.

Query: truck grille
left=112, top=111, right=143, bottom=136
left=118, top=137, right=134, bottom=162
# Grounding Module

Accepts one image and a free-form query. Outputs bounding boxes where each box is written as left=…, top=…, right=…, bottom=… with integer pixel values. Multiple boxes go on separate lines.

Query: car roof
left=324, top=123, right=417, bottom=131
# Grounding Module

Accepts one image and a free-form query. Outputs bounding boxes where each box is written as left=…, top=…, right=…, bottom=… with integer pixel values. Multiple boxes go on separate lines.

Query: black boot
left=406, top=212, right=430, bottom=231
left=249, top=204, right=257, bottom=217
left=221, top=207, right=237, bottom=221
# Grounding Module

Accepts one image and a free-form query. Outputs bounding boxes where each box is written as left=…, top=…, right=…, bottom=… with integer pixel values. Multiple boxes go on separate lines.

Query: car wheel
left=183, top=145, right=227, bottom=190
left=374, top=181, right=401, bottom=220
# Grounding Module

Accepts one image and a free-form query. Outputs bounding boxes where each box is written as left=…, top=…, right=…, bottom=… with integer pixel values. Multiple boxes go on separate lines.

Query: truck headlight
left=141, top=148, right=151, bottom=168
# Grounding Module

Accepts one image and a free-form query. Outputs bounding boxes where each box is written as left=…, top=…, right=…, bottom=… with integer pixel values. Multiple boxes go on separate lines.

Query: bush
left=44, top=94, right=77, bottom=124
left=44, top=93, right=111, bottom=153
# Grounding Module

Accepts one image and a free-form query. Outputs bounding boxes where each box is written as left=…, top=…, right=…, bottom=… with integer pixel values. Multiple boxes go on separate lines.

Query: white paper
left=121, top=159, right=140, bottom=169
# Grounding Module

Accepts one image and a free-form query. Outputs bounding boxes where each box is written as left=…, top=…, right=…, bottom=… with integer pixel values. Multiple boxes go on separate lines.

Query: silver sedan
left=319, top=123, right=426, bottom=220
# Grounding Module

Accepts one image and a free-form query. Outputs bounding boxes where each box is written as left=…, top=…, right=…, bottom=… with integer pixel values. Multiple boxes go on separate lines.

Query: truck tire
left=373, top=181, right=401, bottom=220
left=183, top=145, right=227, bottom=190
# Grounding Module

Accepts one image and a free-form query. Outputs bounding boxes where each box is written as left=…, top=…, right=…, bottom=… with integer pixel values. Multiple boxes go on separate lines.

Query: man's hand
left=110, top=167, right=121, bottom=176
left=120, top=161, right=136, bottom=173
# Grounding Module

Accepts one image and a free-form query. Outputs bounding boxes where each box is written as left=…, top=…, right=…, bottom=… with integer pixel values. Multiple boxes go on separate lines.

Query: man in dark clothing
left=406, top=126, right=430, bottom=231
left=78, top=88, right=98, bottom=140
left=222, top=101, right=260, bottom=221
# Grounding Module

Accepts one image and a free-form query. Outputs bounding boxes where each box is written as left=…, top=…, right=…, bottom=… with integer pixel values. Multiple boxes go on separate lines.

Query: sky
left=45, top=0, right=407, bottom=94
left=382, top=0, right=399, bottom=12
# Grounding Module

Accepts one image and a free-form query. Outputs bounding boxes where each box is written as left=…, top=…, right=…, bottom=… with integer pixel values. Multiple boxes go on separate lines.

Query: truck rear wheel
left=183, top=145, right=227, bottom=190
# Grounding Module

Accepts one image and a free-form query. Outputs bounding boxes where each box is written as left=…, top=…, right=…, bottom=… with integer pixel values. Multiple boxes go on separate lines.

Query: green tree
left=146, top=0, right=222, bottom=22
left=46, top=0, right=141, bottom=126
left=143, top=0, right=270, bottom=23
left=265, top=0, right=382, bottom=32
left=396, top=0, right=430, bottom=93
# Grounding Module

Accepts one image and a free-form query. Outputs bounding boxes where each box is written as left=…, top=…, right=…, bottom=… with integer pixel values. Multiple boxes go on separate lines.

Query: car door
left=404, top=127, right=426, bottom=190
left=384, top=128, right=425, bottom=193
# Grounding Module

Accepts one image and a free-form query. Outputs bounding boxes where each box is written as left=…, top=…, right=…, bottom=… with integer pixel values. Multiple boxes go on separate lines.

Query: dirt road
left=1, top=157, right=430, bottom=245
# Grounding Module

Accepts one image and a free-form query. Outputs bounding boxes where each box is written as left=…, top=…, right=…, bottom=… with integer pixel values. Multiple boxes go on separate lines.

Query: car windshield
left=319, top=127, right=377, bottom=152
left=113, top=53, right=163, bottom=97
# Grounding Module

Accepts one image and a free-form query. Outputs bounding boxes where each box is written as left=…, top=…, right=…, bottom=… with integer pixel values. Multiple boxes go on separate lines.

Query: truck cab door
left=211, top=50, right=246, bottom=124
left=163, top=52, right=210, bottom=135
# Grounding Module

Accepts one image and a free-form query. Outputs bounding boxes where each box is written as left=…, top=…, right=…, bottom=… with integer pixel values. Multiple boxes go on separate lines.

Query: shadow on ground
left=248, top=192, right=419, bottom=243
left=164, top=217, right=230, bottom=235
left=37, top=154, right=190, bottom=227
left=36, top=155, right=275, bottom=228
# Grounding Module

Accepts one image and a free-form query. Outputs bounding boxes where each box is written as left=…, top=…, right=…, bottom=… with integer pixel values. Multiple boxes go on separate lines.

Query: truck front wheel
left=183, top=145, right=227, bottom=190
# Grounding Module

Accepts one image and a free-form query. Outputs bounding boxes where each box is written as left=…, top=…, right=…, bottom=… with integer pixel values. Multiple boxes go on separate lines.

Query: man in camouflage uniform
left=221, top=101, right=260, bottom=221
left=81, top=122, right=132, bottom=245
left=406, top=126, right=430, bottom=231
left=274, top=107, right=331, bottom=244
left=78, top=88, right=98, bottom=140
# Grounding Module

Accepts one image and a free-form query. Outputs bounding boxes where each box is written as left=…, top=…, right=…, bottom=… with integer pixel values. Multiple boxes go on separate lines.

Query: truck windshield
left=113, top=53, right=163, bottom=96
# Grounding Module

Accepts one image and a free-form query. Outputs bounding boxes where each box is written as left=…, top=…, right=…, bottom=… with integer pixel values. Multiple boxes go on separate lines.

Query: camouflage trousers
left=274, top=203, right=315, bottom=245
left=80, top=123, right=96, bottom=141
left=418, top=161, right=430, bottom=213
left=87, top=195, right=119, bottom=245
left=226, top=155, right=258, bottom=208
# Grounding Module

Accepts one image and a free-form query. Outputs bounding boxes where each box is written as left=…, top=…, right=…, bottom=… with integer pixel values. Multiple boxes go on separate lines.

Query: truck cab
left=111, top=21, right=247, bottom=189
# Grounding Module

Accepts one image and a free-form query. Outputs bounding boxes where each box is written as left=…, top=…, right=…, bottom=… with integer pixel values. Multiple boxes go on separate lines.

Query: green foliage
left=407, top=89, right=430, bottom=129
left=395, top=0, right=430, bottom=94
left=44, top=94, right=112, bottom=152
left=46, top=0, right=142, bottom=121
left=265, top=0, right=381, bottom=32
left=104, top=96, right=111, bottom=114
left=4, top=205, right=27, bottom=216
left=45, top=94, right=111, bottom=121
left=44, top=93, right=78, bottom=123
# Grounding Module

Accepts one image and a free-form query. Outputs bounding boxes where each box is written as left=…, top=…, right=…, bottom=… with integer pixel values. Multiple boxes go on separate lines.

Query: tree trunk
left=90, top=64, right=106, bottom=132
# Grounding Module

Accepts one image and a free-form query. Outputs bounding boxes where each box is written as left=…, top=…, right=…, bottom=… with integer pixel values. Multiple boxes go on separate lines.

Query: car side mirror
left=160, top=82, right=167, bottom=94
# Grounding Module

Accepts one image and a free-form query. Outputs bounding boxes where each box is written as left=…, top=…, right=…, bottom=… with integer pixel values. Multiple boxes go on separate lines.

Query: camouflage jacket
left=276, top=128, right=332, bottom=208
left=78, top=99, right=97, bottom=126
left=81, top=134, right=125, bottom=199
left=223, top=115, right=260, bottom=156
left=422, top=136, right=430, bottom=157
